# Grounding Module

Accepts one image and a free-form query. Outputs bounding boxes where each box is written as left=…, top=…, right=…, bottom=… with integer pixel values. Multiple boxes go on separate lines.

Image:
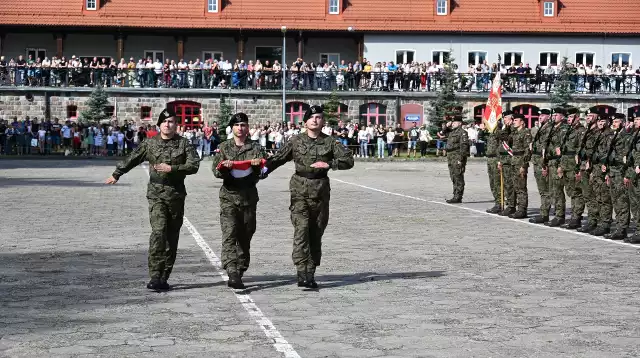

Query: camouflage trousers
left=512, top=163, right=528, bottom=213
left=608, top=168, right=630, bottom=231
left=498, top=162, right=515, bottom=209
left=487, top=157, right=500, bottom=206
left=631, top=179, right=640, bottom=229
left=220, top=200, right=257, bottom=274
left=558, top=160, right=583, bottom=220
left=290, top=196, right=329, bottom=272
left=447, top=154, right=467, bottom=200
left=148, top=199, right=185, bottom=280
left=532, top=155, right=551, bottom=217
left=549, top=159, right=567, bottom=218
left=591, top=172, right=612, bottom=228
left=581, top=169, right=598, bottom=226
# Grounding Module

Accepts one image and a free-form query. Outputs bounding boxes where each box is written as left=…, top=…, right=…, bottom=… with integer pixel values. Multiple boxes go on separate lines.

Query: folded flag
left=216, top=159, right=267, bottom=178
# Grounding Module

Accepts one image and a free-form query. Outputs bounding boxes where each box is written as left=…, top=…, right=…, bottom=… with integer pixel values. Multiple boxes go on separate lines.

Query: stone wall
left=1, top=87, right=639, bottom=126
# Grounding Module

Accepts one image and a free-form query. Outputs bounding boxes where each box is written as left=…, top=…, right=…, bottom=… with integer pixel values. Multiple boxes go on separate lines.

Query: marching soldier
left=264, top=105, right=354, bottom=289
left=508, top=113, right=532, bottom=219
left=602, top=113, right=632, bottom=240
left=212, top=113, right=267, bottom=289
left=483, top=120, right=502, bottom=214
left=497, top=111, right=516, bottom=216
left=559, top=107, right=587, bottom=229
left=545, top=107, right=569, bottom=227
left=105, top=108, right=200, bottom=291
left=626, top=112, right=640, bottom=243
left=574, top=109, right=602, bottom=232
left=444, top=115, right=470, bottom=203
left=529, top=109, right=553, bottom=224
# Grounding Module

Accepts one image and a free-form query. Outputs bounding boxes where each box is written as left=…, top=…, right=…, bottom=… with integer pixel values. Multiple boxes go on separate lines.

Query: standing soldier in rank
left=444, top=115, right=470, bottom=203
left=212, top=113, right=267, bottom=289
left=625, top=111, right=640, bottom=243
left=483, top=119, right=502, bottom=214
left=589, top=115, right=616, bottom=236
left=573, top=109, right=601, bottom=232
left=105, top=108, right=200, bottom=291
left=558, top=107, right=587, bottom=229
left=507, top=114, right=532, bottom=219
left=263, top=105, right=354, bottom=289
left=545, top=107, right=569, bottom=227
left=529, top=109, right=553, bottom=224
left=497, top=111, right=515, bottom=216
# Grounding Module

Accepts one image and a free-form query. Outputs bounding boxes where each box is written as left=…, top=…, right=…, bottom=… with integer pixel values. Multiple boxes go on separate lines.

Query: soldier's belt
left=485, top=154, right=497, bottom=158
left=512, top=150, right=526, bottom=156
left=149, top=176, right=183, bottom=187
left=295, top=171, right=328, bottom=179
left=548, top=155, right=562, bottom=160
left=562, top=151, right=577, bottom=156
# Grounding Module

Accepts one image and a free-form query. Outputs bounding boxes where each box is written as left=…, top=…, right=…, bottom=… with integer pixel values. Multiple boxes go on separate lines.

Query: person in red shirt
left=146, top=124, right=158, bottom=138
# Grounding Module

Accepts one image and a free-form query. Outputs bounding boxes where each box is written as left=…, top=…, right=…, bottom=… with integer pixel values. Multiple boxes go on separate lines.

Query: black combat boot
left=545, top=217, right=565, bottom=227
left=500, top=207, right=515, bottom=217
left=626, top=233, right=640, bottom=244
left=577, top=222, right=597, bottom=233
left=529, top=215, right=549, bottom=224
left=604, top=229, right=627, bottom=240
left=486, top=205, right=501, bottom=214
left=510, top=211, right=528, bottom=219
left=562, top=217, right=582, bottom=230
left=446, top=197, right=462, bottom=204
left=590, top=226, right=610, bottom=236
left=147, top=278, right=165, bottom=291
left=227, top=272, right=245, bottom=289
left=305, top=267, right=318, bottom=289
left=297, top=271, right=308, bottom=287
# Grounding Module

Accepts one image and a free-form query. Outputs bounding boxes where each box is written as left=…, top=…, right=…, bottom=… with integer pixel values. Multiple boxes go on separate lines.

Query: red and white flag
left=216, top=159, right=266, bottom=178
left=482, top=74, right=503, bottom=133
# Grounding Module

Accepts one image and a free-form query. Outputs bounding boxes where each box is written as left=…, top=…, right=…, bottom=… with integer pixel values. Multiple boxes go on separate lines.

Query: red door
left=168, top=101, right=202, bottom=131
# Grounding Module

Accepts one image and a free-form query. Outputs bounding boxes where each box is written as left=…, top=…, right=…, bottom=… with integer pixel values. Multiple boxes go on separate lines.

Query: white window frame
left=207, top=0, right=219, bottom=13
left=503, top=52, right=524, bottom=67
left=395, top=50, right=416, bottom=64
left=328, top=0, right=340, bottom=14
left=575, top=52, right=595, bottom=66
left=611, top=52, right=631, bottom=67
left=86, top=0, right=97, bottom=10
left=25, top=48, right=47, bottom=61
left=436, top=0, right=448, bottom=15
left=543, top=1, right=554, bottom=17
left=539, top=51, right=559, bottom=68
left=143, top=50, right=164, bottom=62
left=202, top=51, right=223, bottom=62
left=467, top=51, right=487, bottom=67
left=320, top=53, right=340, bottom=65
left=431, top=50, right=450, bottom=65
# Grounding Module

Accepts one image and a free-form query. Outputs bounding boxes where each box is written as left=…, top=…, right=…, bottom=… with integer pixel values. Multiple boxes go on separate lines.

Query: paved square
left=1, top=158, right=640, bottom=358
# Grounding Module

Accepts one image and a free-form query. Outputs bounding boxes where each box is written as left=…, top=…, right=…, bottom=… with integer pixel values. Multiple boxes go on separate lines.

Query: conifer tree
left=548, top=56, right=573, bottom=106
left=217, top=95, right=234, bottom=140
left=427, top=50, right=465, bottom=130
left=322, top=90, right=343, bottom=126
left=79, top=85, right=109, bottom=124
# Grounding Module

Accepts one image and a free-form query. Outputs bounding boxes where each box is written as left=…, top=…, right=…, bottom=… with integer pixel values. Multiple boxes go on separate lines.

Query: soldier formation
left=481, top=106, right=640, bottom=243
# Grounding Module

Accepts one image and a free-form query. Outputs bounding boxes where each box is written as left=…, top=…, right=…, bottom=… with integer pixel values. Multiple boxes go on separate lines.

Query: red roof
left=1, top=0, right=639, bottom=34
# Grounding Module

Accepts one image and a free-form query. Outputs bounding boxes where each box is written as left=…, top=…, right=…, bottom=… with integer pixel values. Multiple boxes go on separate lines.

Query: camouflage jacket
left=561, top=123, right=586, bottom=171
left=546, top=122, right=569, bottom=164
left=266, top=132, right=354, bottom=199
left=485, top=129, right=499, bottom=157
left=497, top=125, right=512, bottom=164
left=510, top=127, right=532, bottom=168
left=444, top=126, right=470, bottom=158
left=629, top=129, right=640, bottom=180
left=594, top=128, right=629, bottom=172
left=530, top=121, right=552, bottom=156
left=112, top=134, right=200, bottom=201
left=211, top=139, right=266, bottom=206
left=577, top=123, right=601, bottom=171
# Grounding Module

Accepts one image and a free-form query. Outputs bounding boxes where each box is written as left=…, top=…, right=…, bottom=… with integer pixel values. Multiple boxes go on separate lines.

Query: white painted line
left=141, top=164, right=301, bottom=358
left=332, top=178, right=640, bottom=249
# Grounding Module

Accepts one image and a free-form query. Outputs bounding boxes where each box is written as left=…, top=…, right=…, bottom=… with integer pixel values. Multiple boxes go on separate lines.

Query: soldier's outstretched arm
left=111, top=140, right=148, bottom=180
left=265, top=139, right=294, bottom=174
left=331, top=139, right=355, bottom=170
left=172, top=140, right=200, bottom=175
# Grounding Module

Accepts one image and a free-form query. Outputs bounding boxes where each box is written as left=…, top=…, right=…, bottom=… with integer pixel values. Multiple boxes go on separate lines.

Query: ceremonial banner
left=482, top=74, right=503, bottom=133
left=215, top=159, right=266, bottom=178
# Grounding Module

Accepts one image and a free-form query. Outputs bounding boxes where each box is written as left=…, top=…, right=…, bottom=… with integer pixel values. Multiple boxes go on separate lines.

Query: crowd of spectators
left=2, top=54, right=640, bottom=94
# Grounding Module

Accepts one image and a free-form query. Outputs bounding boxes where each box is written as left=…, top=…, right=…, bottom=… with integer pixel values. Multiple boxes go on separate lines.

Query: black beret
left=552, top=107, right=567, bottom=115
left=229, top=112, right=249, bottom=126
left=586, top=108, right=599, bottom=115
left=513, top=113, right=525, bottom=120
left=633, top=109, right=640, bottom=118
left=303, top=105, right=323, bottom=122
left=452, top=115, right=463, bottom=122
left=502, top=110, right=513, bottom=117
left=613, top=113, right=626, bottom=120
left=567, top=107, right=579, bottom=115
left=157, top=107, right=177, bottom=126
left=540, top=109, right=551, bottom=115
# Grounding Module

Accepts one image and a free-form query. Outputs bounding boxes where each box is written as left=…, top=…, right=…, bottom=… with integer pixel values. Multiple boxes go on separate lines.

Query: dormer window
left=436, top=0, right=448, bottom=15
left=328, top=0, right=340, bottom=15
left=543, top=1, right=554, bottom=16
left=208, top=0, right=219, bottom=13
left=86, top=0, right=96, bottom=10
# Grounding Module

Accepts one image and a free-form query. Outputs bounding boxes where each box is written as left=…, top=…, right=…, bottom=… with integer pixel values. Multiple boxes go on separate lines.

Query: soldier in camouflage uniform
left=529, top=109, right=553, bottom=224
left=558, top=107, right=587, bottom=229
left=212, top=113, right=267, bottom=289
left=105, top=108, right=200, bottom=291
left=264, top=105, right=354, bottom=289
left=603, top=113, right=632, bottom=240
left=545, top=107, right=569, bottom=227
left=483, top=120, right=502, bottom=214
left=626, top=112, right=640, bottom=243
left=572, top=109, right=601, bottom=231
left=444, top=115, right=470, bottom=203
left=497, top=111, right=515, bottom=216
left=508, top=114, right=532, bottom=219
left=589, top=115, right=615, bottom=236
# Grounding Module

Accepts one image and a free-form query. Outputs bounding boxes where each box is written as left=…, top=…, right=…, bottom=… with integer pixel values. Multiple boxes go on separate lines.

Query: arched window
left=359, top=103, right=387, bottom=126
left=168, top=100, right=202, bottom=130
left=590, top=105, right=616, bottom=118
left=512, top=104, right=540, bottom=128
left=473, top=104, right=486, bottom=123
left=627, top=105, right=640, bottom=119
left=286, top=102, right=310, bottom=124
left=67, top=105, right=78, bottom=120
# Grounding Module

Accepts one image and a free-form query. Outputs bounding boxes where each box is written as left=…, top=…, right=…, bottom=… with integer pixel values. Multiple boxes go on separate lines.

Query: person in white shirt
left=466, top=124, right=479, bottom=157
left=226, top=125, right=232, bottom=138
left=274, top=129, right=284, bottom=149
left=61, top=121, right=72, bottom=150
left=357, top=126, right=370, bottom=158
left=386, top=127, right=395, bottom=158
left=321, top=123, right=333, bottom=136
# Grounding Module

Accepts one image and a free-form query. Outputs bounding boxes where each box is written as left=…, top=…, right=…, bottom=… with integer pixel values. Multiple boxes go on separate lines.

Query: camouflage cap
left=157, top=107, right=177, bottom=126
left=303, top=105, right=324, bottom=122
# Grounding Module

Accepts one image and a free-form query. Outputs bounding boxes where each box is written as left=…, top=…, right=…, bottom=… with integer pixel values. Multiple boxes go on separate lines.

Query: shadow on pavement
left=0, top=177, right=128, bottom=187
left=0, top=158, right=120, bottom=170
